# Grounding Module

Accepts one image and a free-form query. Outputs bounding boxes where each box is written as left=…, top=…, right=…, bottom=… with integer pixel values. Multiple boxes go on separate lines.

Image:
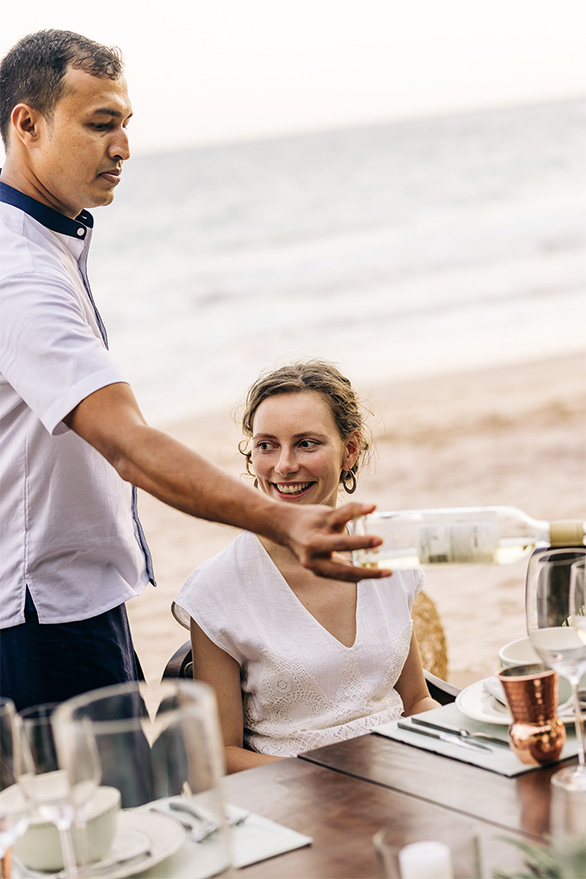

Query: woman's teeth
left=276, top=482, right=312, bottom=495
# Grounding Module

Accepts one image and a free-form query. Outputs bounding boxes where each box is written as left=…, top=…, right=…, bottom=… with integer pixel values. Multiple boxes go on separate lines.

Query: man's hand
left=279, top=502, right=392, bottom=582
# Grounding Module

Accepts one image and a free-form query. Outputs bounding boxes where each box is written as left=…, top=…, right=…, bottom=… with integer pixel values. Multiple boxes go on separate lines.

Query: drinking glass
left=54, top=680, right=231, bottom=876
left=525, top=547, right=586, bottom=787
left=373, top=813, right=482, bottom=878
left=550, top=769, right=586, bottom=839
left=18, top=704, right=80, bottom=879
left=52, top=712, right=102, bottom=869
left=569, top=559, right=586, bottom=650
left=565, top=557, right=586, bottom=789
left=0, top=699, right=30, bottom=879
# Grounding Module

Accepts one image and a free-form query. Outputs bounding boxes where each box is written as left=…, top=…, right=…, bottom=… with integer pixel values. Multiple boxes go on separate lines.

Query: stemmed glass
left=0, top=699, right=30, bottom=879
left=525, top=547, right=586, bottom=787
left=52, top=713, right=102, bottom=871
left=17, top=703, right=99, bottom=879
left=566, top=558, right=586, bottom=786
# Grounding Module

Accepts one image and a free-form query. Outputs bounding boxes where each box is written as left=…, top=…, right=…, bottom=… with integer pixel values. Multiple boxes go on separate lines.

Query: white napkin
left=482, top=675, right=507, bottom=705
left=227, top=804, right=313, bottom=868
left=136, top=801, right=312, bottom=879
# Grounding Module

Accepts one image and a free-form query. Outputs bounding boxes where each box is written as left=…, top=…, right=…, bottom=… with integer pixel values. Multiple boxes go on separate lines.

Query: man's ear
left=10, top=104, right=45, bottom=148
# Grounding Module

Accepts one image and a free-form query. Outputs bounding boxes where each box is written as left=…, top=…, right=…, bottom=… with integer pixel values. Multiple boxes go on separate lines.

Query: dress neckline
left=252, top=532, right=360, bottom=650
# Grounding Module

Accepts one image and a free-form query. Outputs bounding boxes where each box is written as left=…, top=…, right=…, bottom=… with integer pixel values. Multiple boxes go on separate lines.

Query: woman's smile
left=273, top=480, right=315, bottom=498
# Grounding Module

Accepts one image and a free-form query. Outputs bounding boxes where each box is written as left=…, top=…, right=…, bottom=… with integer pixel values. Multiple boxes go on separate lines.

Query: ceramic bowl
left=14, top=785, right=120, bottom=871
left=499, top=637, right=572, bottom=702
left=498, top=636, right=540, bottom=668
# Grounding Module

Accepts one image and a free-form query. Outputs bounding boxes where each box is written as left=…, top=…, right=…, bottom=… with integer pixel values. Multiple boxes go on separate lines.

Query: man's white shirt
left=0, top=181, right=150, bottom=626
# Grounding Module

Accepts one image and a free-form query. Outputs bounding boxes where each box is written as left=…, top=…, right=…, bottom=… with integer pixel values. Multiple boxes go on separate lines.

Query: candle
left=398, top=840, right=454, bottom=879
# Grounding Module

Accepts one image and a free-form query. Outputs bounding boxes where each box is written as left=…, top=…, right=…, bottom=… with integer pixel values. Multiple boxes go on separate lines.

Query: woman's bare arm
left=395, top=632, right=441, bottom=716
left=189, top=618, right=281, bottom=774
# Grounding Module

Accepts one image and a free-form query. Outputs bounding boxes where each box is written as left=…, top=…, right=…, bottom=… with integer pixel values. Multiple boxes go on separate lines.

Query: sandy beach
left=127, top=352, right=586, bottom=689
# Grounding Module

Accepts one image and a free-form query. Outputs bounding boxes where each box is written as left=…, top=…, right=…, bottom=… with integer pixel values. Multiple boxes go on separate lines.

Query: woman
left=173, top=361, right=439, bottom=772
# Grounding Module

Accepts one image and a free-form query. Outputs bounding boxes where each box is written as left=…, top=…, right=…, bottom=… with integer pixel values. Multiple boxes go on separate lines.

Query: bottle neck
left=549, top=519, right=586, bottom=546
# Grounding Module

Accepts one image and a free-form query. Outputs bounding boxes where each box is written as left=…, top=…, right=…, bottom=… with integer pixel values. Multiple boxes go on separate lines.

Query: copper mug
left=498, top=663, right=566, bottom=765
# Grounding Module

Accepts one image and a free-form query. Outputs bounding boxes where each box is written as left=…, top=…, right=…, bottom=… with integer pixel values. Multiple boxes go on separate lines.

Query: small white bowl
left=499, top=637, right=571, bottom=702
left=498, top=637, right=540, bottom=668
left=14, top=785, right=120, bottom=871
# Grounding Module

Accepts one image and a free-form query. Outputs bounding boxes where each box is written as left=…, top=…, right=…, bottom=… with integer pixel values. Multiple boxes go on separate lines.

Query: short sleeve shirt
left=0, top=181, right=150, bottom=627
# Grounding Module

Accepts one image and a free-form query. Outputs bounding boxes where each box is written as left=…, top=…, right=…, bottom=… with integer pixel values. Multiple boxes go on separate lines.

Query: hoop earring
left=342, top=469, right=357, bottom=494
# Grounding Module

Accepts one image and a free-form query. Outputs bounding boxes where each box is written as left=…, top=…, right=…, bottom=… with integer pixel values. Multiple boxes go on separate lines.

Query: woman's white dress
left=173, top=531, right=423, bottom=756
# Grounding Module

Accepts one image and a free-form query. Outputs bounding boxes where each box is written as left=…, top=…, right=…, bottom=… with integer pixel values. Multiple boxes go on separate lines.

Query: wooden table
left=299, top=731, right=572, bottom=841
left=222, top=754, right=541, bottom=878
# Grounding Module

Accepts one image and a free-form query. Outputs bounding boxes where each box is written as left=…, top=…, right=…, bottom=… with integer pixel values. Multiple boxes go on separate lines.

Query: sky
left=1, top=0, right=585, bottom=156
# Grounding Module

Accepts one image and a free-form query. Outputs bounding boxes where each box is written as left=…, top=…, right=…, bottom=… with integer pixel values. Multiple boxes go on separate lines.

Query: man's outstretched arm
left=65, top=382, right=389, bottom=582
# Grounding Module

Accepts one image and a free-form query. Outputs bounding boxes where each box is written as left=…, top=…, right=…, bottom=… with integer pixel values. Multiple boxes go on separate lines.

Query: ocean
left=88, top=98, right=586, bottom=426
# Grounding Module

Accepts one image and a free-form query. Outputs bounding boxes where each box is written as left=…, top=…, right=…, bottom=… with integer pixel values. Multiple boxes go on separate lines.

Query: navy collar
left=0, top=179, right=93, bottom=239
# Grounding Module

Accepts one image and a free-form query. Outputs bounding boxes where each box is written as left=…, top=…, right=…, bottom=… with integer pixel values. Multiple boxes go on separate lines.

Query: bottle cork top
left=549, top=520, right=585, bottom=546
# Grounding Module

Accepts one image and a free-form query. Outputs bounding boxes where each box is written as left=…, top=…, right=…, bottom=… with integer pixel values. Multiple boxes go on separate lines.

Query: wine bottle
left=350, top=506, right=585, bottom=569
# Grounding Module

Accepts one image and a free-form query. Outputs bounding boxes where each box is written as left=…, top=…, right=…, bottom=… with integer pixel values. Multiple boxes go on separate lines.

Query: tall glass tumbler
left=54, top=680, right=230, bottom=876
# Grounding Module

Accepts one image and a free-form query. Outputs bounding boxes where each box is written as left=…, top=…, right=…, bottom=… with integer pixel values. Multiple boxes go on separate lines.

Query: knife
left=397, top=721, right=492, bottom=752
left=411, top=717, right=510, bottom=748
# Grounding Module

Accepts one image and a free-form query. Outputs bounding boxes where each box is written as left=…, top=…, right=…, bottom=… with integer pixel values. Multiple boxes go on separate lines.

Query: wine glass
left=52, top=713, right=102, bottom=870
left=18, top=704, right=80, bottom=879
left=0, top=699, right=30, bottom=879
left=569, top=559, right=586, bottom=645
left=525, top=547, right=586, bottom=787
left=566, top=558, right=586, bottom=784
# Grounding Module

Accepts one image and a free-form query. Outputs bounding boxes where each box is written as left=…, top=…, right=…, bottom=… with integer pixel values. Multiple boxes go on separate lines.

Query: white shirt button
left=77, top=227, right=84, bottom=237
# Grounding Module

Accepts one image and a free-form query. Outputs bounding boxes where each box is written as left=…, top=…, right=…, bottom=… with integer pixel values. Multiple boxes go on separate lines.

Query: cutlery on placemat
left=165, top=800, right=250, bottom=843
left=397, top=721, right=492, bottom=752
left=151, top=804, right=217, bottom=843
left=149, top=806, right=193, bottom=830
left=169, top=799, right=249, bottom=828
left=411, top=717, right=510, bottom=748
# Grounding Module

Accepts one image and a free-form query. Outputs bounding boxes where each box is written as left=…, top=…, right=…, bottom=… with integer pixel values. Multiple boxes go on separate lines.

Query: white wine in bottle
left=350, top=506, right=585, bottom=569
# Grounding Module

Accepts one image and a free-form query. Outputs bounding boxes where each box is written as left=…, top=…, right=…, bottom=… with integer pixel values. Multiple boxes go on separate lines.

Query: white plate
left=456, top=679, right=577, bottom=726
left=456, top=679, right=512, bottom=725
left=87, top=810, right=185, bottom=879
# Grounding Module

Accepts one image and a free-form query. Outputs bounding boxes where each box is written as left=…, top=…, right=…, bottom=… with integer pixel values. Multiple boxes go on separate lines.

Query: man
left=0, top=30, right=386, bottom=711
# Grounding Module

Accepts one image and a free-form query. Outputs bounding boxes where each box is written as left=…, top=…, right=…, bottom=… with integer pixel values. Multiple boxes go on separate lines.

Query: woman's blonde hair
left=238, top=360, right=371, bottom=485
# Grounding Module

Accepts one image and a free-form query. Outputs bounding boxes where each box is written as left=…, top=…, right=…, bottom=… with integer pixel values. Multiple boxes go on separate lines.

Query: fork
left=169, top=799, right=248, bottom=827
left=165, top=801, right=249, bottom=843
left=411, top=716, right=509, bottom=748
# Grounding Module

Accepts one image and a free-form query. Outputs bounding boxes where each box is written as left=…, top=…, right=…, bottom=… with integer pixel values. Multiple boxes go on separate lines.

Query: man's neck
left=0, top=161, right=33, bottom=198
left=0, top=160, right=78, bottom=219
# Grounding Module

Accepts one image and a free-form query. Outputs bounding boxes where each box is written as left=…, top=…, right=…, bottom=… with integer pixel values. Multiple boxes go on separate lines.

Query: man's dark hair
left=0, top=29, right=124, bottom=148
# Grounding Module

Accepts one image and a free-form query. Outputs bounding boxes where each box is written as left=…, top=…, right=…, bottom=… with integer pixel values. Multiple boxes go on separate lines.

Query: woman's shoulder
left=172, top=531, right=264, bottom=628
left=184, top=531, right=264, bottom=589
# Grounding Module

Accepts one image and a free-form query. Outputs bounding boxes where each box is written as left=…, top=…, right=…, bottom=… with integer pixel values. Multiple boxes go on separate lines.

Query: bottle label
left=417, top=522, right=498, bottom=564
